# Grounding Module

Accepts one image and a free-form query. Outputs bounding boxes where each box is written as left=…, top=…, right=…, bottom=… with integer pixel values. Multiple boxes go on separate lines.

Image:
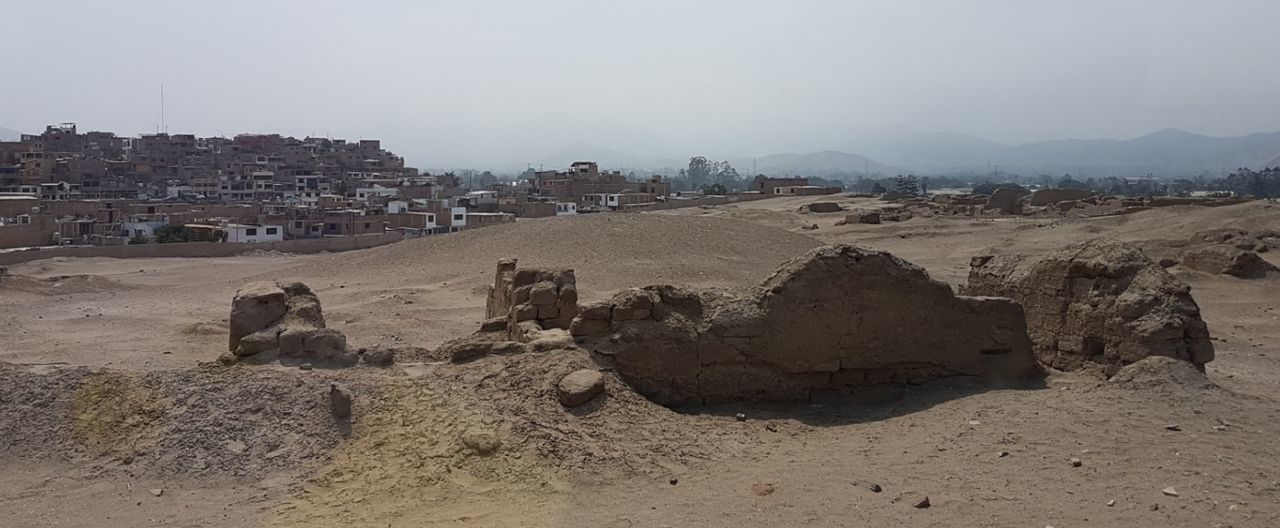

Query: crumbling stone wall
left=572, top=245, right=1039, bottom=406
left=985, top=187, right=1028, bottom=215
left=484, top=259, right=579, bottom=339
left=485, top=259, right=518, bottom=319
left=229, top=281, right=355, bottom=366
left=964, top=239, right=1214, bottom=375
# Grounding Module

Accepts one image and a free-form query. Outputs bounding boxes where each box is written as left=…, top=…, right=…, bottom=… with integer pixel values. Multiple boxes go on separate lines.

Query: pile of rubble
left=227, top=281, right=390, bottom=367
left=1179, top=228, right=1278, bottom=278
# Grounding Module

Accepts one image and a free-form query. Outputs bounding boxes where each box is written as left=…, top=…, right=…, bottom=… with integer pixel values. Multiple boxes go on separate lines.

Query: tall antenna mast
left=160, top=83, right=167, bottom=134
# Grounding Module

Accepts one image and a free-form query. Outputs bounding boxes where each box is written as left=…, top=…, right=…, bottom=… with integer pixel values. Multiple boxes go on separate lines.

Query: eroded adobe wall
left=572, top=245, right=1040, bottom=406
left=964, top=239, right=1214, bottom=376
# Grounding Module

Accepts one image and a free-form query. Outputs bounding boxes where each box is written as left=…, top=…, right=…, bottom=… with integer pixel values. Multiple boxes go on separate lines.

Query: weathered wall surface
left=0, top=232, right=404, bottom=266
left=964, top=239, right=1214, bottom=375
left=573, top=245, right=1039, bottom=406
left=482, top=259, right=579, bottom=339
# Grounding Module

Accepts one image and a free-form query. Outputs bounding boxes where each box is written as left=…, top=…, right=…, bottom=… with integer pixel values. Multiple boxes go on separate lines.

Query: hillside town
left=0, top=123, right=837, bottom=251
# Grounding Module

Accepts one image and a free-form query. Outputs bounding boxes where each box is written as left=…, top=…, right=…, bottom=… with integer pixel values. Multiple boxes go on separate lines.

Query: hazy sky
left=3, top=0, right=1279, bottom=167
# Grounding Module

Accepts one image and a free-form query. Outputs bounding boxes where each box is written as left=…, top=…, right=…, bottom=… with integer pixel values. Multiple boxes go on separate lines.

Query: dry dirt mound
left=273, top=347, right=757, bottom=526
left=0, top=364, right=379, bottom=481
left=289, top=214, right=824, bottom=296
left=0, top=273, right=131, bottom=297
left=1108, top=356, right=1218, bottom=391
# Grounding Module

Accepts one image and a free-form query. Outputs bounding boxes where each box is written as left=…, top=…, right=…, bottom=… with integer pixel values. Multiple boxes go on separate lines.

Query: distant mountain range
left=845, top=129, right=1280, bottom=177
left=536, top=143, right=684, bottom=172
left=732, top=150, right=899, bottom=177
left=0, top=126, right=21, bottom=141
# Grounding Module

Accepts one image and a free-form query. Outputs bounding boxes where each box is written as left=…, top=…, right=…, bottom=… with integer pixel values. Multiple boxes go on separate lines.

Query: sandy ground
left=2, top=197, right=1279, bottom=527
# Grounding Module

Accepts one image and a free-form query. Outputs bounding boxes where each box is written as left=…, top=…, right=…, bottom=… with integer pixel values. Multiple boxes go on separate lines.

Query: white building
left=555, top=202, right=578, bottom=216
left=122, top=215, right=170, bottom=241
left=447, top=207, right=466, bottom=232
left=355, top=184, right=400, bottom=202
left=222, top=223, right=284, bottom=243
left=387, top=200, right=410, bottom=213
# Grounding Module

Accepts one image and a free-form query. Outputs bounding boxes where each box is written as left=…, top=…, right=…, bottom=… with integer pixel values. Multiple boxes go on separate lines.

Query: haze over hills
left=0, top=126, right=22, bottom=141
left=530, top=128, right=1280, bottom=179
left=844, top=128, right=1280, bottom=177
left=732, top=151, right=899, bottom=177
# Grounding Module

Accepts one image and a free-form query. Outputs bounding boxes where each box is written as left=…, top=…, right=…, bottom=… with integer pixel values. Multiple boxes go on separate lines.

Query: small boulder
left=360, top=347, right=395, bottom=367
left=557, top=369, right=606, bottom=407
left=329, top=383, right=353, bottom=419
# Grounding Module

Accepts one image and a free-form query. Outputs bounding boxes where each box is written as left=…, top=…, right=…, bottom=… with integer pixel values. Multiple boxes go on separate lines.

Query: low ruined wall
left=573, top=245, right=1039, bottom=406
left=0, top=232, right=404, bottom=266
left=618, top=193, right=777, bottom=213
left=964, top=239, right=1214, bottom=375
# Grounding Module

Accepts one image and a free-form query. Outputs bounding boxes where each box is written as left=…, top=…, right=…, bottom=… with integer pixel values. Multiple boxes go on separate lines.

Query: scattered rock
left=669, top=478, right=679, bottom=485
left=1164, top=424, right=1181, bottom=431
left=998, top=451, right=1009, bottom=458
left=912, top=496, right=931, bottom=509
left=1107, top=499, right=1116, bottom=507
left=751, top=482, right=776, bottom=496
left=1162, top=487, right=1179, bottom=497
left=461, top=430, right=501, bottom=455
left=735, top=413, right=747, bottom=422
left=148, top=488, right=163, bottom=497
left=359, top=347, right=395, bottom=367
left=557, top=369, right=606, bottom=407
left=329, top=384, right=353, bottom=419
left=851, top=479, right=882, bottom=492
left=1070, top=457, right=1082, bottom=467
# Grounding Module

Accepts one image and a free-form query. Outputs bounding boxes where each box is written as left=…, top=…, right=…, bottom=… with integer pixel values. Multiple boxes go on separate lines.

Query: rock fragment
left=557, top=369, right=606, bottom=407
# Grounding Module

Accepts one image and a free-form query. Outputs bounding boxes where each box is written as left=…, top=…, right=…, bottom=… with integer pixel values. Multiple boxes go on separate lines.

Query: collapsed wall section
left=572, top=245, right=1040, bottom=406
left=484, top=259, right=579, bottom=340
left=964, top=239, right=1214, bottom=375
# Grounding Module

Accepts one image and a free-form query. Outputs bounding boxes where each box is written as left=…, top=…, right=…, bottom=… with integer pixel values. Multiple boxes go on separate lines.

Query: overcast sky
left=3, top=0, right=1278, bottom=167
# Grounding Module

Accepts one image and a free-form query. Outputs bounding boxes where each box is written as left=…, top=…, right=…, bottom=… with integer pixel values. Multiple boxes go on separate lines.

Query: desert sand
left=3, top=197, right=1280, bottom=527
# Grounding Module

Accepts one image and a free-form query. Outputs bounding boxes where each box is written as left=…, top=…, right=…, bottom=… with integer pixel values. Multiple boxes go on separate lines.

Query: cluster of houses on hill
left=0, top=123, right=833, bottom=250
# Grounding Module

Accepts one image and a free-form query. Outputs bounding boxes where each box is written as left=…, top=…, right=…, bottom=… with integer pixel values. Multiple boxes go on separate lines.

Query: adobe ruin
left=964, top=239, right=1214, bottom=375
left=571, top=245, right=1040, bottom=406
left=227, top=281, right=358, bottom=366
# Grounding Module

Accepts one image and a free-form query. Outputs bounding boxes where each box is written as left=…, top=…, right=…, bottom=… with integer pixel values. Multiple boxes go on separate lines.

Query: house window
left=294, top=221, right=303, bottom=229
left=453, top=214, right=463, bottom=221
left=246, top=228, right=258, bottom=236
left=363, top=222, right=371, bottom=229
left=311, top=225, right=320, bottom=232
left=266, top=227, right=278, bottom=235
left=327, top=223, right=338, bottom=231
